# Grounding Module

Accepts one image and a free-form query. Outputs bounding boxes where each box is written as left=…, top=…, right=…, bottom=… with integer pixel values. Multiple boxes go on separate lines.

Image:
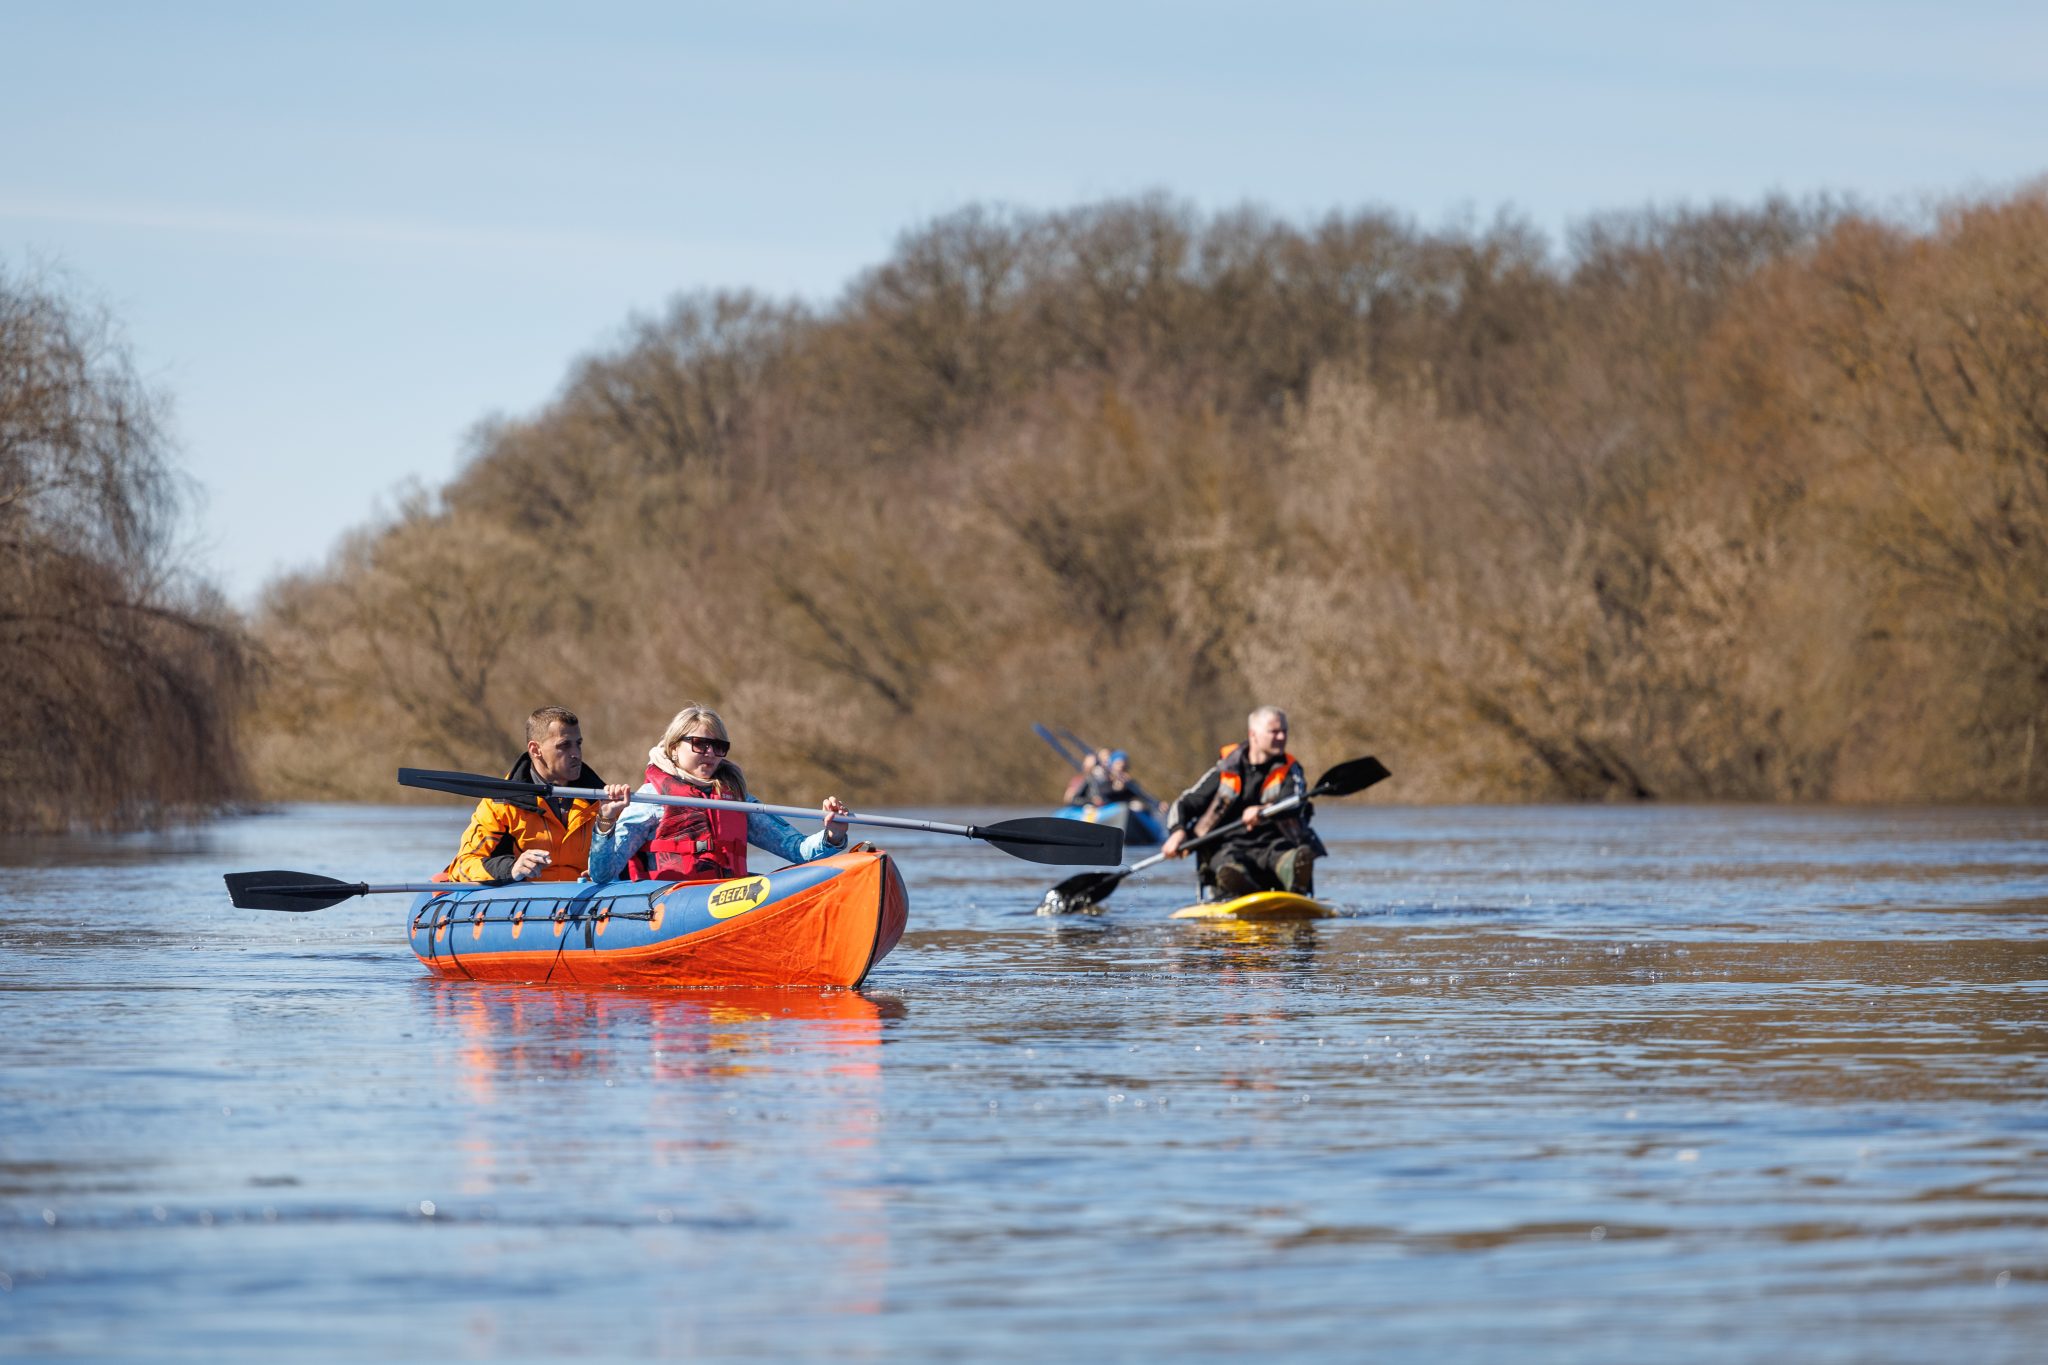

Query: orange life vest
left=633, top=764, right=750, bottom=881
left=1193, top=743, right=1304, bottom=839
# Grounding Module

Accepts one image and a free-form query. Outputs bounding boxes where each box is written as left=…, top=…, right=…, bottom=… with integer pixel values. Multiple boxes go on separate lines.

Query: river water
left=1, top=802, right=2043, bottom=1362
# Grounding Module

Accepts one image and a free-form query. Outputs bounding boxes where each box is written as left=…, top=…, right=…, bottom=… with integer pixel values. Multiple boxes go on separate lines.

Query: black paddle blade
left=1045, top=866, right=1132, bottom=905
left=224, top=870, right=367, bottom=912
left=397, top=767, right=547, bottom=806
left=973, top=816, right=1124, bottom=866
left=1310, top=755, right=1391, bottom=798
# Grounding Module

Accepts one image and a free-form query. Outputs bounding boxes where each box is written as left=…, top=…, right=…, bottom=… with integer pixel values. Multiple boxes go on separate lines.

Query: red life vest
left=631, top=764, right=750, bottom=881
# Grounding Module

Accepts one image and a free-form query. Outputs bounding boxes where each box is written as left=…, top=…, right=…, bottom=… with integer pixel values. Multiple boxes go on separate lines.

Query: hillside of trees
left=248, top=186, right=2048, bottom=806
left=1, top=268, right=252, bottom=831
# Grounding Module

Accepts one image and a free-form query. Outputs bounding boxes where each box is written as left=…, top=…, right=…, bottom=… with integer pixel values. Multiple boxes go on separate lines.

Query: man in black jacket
left=1160, top=707, right=1326, bottom=900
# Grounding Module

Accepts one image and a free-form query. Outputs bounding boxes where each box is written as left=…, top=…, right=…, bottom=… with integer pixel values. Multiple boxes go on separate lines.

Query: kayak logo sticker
left=707, top=875, right=772, bottom=919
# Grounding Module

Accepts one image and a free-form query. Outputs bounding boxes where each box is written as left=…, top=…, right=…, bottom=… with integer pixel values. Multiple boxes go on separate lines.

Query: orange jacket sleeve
left=442, top=798, right=519, bottom=883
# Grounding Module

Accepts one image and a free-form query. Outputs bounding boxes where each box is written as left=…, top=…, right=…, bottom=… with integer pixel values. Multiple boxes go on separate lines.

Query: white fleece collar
left=649, top=745, right=698, bottom=782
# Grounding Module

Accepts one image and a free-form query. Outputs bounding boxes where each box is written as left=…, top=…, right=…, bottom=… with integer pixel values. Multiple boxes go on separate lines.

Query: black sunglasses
left=683, top=735, right=731, bottom=756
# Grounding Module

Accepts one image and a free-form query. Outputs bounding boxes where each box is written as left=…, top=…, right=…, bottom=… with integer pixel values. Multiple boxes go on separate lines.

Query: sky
left=4, top=1, right=2045, bottom=605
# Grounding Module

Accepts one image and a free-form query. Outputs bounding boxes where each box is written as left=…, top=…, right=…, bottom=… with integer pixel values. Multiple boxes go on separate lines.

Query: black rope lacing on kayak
left=542, top=915, right=576, bottom=984
left=415, top=909, right=656, bottom=927
left=411, top=898, right=658, bottom=984
left=427, top=902, right=477, bottom=981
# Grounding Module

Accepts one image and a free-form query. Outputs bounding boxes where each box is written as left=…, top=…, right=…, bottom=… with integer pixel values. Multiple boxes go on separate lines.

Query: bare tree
left=0, top=267, right=251, bottom=829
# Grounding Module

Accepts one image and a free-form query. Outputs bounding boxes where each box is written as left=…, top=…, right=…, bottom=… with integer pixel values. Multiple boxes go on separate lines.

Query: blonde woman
left=584, top=706, right=851, bottom=883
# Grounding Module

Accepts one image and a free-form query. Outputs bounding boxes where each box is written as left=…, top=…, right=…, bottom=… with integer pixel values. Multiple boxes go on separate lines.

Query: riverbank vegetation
left=1, top=269, right=252, bottom=831
left=249, top=185, right=2048, bottom=804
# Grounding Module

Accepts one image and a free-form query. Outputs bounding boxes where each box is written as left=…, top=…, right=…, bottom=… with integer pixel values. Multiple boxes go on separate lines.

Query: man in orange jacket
left=442, top=705, right=632, bottom=883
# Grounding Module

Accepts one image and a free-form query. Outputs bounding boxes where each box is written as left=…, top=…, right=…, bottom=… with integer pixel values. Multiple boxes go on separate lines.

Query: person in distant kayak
left=1062, top=749, right=1105, bottom=804
left=1103, top=751, right=1142, bottom=801
left=1159, top=706, right=1326, bottom=900
left=584, top=705, right=852, bottom=883
left=442, top=705, right=633, bottom=883
left=1063, top=748, right=1148, bottom=806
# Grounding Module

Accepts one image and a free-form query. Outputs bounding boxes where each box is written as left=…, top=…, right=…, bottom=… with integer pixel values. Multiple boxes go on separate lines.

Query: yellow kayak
left=1170, top=891, right=1336, bottom=922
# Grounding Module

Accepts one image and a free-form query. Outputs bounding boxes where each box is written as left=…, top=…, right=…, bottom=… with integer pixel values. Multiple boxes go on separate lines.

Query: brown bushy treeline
left=252, top=186, right=2048, bottom=805
left=1, top=269, right=252, bottom=831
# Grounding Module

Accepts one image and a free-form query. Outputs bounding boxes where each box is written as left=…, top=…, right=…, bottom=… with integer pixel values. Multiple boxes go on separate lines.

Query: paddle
left=224, top=870, right=498, bottom=912
left=395, top=768, right=1125, bottom=867
left=1040, top=755, right=1390, bottom=910
left=1033, top=723, right=1089, bottom=773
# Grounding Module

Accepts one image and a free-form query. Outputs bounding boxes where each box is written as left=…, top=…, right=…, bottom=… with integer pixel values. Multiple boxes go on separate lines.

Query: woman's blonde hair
left=658, top=705, right=728, bottom=756
left=657, top=705, right=746, bottom=794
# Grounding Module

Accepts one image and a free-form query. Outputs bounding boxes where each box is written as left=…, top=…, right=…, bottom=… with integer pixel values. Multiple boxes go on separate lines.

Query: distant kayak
left=1170, top=890, right=1334, bottom=922
left=1053, top=801, right=1166, bottom=846
left=407, top=850, right=907, bottom=988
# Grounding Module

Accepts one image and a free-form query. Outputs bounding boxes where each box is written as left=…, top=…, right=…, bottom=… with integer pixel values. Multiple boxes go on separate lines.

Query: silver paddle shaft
left=1116, top=793, right=1306, bottom=876
left=547, top=785, right=999, bottom=838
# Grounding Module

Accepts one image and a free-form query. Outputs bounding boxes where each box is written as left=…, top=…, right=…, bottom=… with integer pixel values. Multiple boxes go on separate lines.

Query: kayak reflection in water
left=1159, top=706, right=1327, bottom=901
left=584, top=704, right=851, bottom=883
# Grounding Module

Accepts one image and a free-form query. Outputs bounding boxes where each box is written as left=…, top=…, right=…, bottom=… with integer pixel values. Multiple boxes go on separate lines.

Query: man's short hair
left=1249, top=705, right=1288, bottom=730
left=526, top=705, right=579, bottom=743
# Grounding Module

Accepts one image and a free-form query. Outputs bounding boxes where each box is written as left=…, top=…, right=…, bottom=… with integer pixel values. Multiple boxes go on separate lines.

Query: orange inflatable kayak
left=407, top=851, right=907, bottom=989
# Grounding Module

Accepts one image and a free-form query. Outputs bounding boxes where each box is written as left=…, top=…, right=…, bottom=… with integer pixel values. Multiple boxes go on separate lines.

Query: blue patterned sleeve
left=745, top=803, right=848, bottom=867
left=583, top=787, right=660, bottom=883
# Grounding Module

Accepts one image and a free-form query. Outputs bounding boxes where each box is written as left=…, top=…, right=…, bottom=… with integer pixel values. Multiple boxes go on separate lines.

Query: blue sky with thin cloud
left=5, top=2, right=2043, bottom=602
